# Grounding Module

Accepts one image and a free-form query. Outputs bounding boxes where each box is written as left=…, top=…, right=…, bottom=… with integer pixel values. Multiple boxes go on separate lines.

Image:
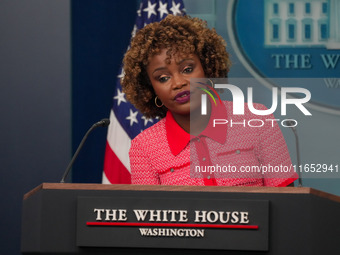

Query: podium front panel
left=21, top=184, right=340, bottom=254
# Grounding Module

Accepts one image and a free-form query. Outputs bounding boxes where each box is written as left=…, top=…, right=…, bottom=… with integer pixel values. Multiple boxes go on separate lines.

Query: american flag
left=102, top=0, right=186, bottom=184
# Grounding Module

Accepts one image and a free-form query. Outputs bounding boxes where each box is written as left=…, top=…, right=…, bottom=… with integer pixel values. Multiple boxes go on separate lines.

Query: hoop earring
left=155, top=96, right=164, bottom=108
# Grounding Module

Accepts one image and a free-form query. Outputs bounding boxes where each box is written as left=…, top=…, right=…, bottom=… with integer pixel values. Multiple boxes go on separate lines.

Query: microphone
left=60, top=118, right=110, bottom=183
left=286, top=120, right=303, bottom=187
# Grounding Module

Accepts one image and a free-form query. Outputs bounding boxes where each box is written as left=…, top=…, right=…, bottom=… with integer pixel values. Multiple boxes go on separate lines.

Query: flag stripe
left=102, top=171, right=111, bottom=184
left=106, top=110, right=131, bottom=171
left=103, top=140, right=131, bottom=184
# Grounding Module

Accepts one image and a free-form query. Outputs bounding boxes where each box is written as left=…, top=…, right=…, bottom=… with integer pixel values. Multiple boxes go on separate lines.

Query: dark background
left=0, top=1, right=137, bottom=254
left=71, top=0, right=137, bottom=183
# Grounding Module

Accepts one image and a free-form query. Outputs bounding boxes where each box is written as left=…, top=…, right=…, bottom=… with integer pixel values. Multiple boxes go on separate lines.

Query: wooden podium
left=21, top=183, right=340, bottom=254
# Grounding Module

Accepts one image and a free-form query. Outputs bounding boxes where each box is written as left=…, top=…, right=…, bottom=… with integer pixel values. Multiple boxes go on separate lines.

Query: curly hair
left=121, top=15, right=231, bottom=119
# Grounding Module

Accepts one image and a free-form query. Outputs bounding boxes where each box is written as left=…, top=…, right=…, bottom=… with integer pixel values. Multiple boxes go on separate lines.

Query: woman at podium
left=121, top=15, right=298, bottom=187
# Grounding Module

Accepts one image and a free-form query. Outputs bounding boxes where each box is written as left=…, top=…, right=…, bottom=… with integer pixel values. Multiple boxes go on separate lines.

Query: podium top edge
left=23, top=183, right=340, bottom=203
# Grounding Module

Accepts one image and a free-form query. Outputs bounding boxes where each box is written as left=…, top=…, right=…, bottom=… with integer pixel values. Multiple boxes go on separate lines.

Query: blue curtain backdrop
left=71, top=0, right=138, bottom=183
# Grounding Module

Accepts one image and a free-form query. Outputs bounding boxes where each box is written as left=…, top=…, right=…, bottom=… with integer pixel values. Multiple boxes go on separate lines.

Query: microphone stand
left=60, top=119, right=110, bottom=183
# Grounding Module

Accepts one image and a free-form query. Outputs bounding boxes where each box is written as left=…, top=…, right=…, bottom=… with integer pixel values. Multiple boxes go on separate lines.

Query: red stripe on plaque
left=86, top=222, right=258, bottom=229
